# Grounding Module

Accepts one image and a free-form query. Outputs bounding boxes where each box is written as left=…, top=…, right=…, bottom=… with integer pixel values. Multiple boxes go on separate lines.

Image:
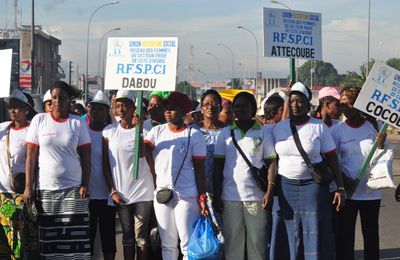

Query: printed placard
left=104, top=37, right=178, bottom=91
left=0, top=49, right=13, bottom=98
left=354, top=62, right=400, bottom=129
left=263, top=8, right=322, bottom=60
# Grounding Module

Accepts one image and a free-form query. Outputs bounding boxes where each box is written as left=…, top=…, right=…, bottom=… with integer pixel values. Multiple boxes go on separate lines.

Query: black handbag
left=289, top=120, right=335, bottom=185
left=6, top=126, right=26, bottom=194
left=230, top=129, right=268, bottom=192
left=156, top=127, right=192, bottom=204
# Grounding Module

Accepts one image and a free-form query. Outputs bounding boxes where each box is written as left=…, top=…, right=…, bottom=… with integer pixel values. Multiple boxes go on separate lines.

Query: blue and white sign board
left=263, top=8, right=322, bottom=60
left=0, top=49, right=12, bottom=98
left=354, top=62, right=400, bottom=129
left=105, top=37, right=178, bottom=91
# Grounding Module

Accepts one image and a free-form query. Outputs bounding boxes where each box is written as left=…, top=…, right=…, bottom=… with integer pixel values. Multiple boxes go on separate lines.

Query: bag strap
left=230, top=129, right=253, bottom=169
left=289, top=119, right=313, bottom=168
left=5, top=125, right=13, bottom=179
left=172, top=126, right=192, bottom=187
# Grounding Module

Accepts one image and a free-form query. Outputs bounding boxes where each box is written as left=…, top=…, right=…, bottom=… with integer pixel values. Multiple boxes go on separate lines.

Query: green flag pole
left=133, top=90, right=144, bottom=179
left=347, top=123, right=389, bottom=199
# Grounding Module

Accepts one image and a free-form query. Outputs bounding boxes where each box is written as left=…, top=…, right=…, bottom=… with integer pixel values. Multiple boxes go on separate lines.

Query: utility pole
left=69, top=61, right=73, bottom=85
left=31, top=0, right=35, bottom=92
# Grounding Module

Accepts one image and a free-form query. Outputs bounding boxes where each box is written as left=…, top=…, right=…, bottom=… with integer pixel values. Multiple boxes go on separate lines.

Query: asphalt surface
left=93, top=135, right=400, bottom=260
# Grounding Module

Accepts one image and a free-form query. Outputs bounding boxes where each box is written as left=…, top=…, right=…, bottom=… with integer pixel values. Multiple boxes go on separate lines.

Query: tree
left=386, top=58, right=400, bottom=71
left=297, top=60, right=340, bottom=86
left=340, top=59, right=375, bottom=88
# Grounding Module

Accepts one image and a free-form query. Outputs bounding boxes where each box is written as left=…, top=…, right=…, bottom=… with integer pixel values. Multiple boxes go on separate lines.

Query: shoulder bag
left=156, top=127, right=192, bottom=204
left=230, top=129, right=268, bottom=192
left=289, top=119, right=334, bottom=185
left=6, top=125, right=26, bottom=194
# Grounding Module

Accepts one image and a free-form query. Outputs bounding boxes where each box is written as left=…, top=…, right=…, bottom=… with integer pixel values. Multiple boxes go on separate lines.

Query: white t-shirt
left=214, top=122, right=276, bottom=201
left=273, top=117, right=336, bottom=180
left=26, top=113, right=91, bottom=190
left=88, top=127, right=109, bottom=200
left=103, top=122, right=154, bottom=205
left=331, top=120, right=382, bottom=200
left=145, top=124, right=207, bottom=198
left=0, top=122, right=29, bottom=193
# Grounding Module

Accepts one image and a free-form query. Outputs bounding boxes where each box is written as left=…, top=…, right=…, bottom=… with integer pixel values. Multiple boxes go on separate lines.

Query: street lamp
left=98, top=27, right=121, bottom=80
left=270, top=0, right=291, bottom=9
left=237, top=26, right=259, bottom=96
left=85, top=0, right=119, bottom=103
left=205, top=52, right=221, bottom=81
left=197, top=69, right=209, bottom=90
left=269, top=0, right=297, bottom=83
left=217, top=43, right=235, bottom=79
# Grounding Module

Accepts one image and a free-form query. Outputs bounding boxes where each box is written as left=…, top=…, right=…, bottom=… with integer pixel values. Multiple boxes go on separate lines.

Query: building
left=0, top=25, right=65, bottom=94
left=0, top=25, right=64, bottom=122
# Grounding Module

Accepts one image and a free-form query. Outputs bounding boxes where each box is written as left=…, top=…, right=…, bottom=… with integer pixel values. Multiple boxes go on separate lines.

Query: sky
left=1, top=0, right=399, bottom=83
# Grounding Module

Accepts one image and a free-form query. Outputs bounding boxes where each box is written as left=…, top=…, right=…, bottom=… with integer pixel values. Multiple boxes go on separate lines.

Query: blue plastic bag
left=188, top=216, right=220, bottom=260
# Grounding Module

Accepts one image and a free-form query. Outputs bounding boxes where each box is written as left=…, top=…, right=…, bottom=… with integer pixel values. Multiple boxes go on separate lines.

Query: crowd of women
left=0, top=79, right=399, bottom=260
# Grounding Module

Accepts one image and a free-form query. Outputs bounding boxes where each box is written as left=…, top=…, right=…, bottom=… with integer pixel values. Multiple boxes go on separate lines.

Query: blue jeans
left=270, top=176, right=335, bottom=260
left=116, top=201, right=153, bottom=248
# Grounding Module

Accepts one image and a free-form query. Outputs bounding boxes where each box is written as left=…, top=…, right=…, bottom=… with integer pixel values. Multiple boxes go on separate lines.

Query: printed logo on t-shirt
left=252, top=137, right=262, bottom=152
left=41, top=132, right=57, bottom=137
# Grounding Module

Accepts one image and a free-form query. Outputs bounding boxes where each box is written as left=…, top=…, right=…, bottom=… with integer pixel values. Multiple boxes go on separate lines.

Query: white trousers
left=154, top=195, right=199, bottom=260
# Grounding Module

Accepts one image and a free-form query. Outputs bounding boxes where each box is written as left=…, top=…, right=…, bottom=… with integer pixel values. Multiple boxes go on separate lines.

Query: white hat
left=257, top=97, right=268, bottom=116
left=4, top=89, right=30, bottom=107
left=90, top=90, right=110, bottom=107
left=290, top=82, right=311, bottom=101
left=116, top=89, right=136, bottom=103
left=43, top=89, right=52, bottom=103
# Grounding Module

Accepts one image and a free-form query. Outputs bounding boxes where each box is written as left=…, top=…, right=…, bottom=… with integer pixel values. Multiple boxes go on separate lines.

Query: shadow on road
left=355, top=248, right=400, bottom=259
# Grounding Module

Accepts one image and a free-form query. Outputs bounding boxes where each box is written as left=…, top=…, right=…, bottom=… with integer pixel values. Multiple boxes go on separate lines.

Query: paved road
left=93, top=135, right=400, bottom=260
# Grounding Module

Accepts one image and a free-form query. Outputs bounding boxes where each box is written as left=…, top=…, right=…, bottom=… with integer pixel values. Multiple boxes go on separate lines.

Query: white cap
left=90, top=90, right=110, bottom=107
left=116, top=89, right=136, bottom=103
left=290, top=82, right=311, bottom=101
left=43, top=89, right=52, bottom=103
left=257, top=97, right=268, bottom=116
left=4, top=89, right=30, bottom=107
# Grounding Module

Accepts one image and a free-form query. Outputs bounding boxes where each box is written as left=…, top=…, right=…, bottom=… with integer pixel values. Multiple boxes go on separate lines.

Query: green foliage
left=298, top=60, right=340, bottom=86
left=386, top=58, right=400, bottom=71
left=340, top=59, right=375, bottom=88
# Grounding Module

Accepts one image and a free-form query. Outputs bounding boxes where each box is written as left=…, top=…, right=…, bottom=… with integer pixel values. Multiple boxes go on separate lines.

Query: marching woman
left=0, top=89, right=38, bottom=259
left=193, top=90, right=225, bottom=244
left=213, top=91, right=277, bottom=260
left=144, top=92, right=208, bottom=260
left=333, top=86, right=385, bottom=260
left=271, top=82, right=345, bottom=260
left=24, top=81, right=91, bottom=259
left=87, top=91, right=116, bottom=260
left=103, top=90, right=154, bottom=260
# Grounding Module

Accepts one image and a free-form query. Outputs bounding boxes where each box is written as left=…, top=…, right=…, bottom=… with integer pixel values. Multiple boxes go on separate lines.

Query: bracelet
left=337, top=187, right=345, bottom=192
left=268, top=182, right=276, bottom=186
left=198, top=194, right=207, bottom=203
left=110, top=190, right=118, bottom=197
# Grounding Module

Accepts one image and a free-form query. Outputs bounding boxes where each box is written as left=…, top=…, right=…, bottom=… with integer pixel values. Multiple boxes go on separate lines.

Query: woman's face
left=289, top=93, right=309, bottom=117
left=340, top=94, right=360, bottom=120
left=51, top=88, right=70, bottom=113
left=89, top=103, right=108, bottom=125
left=44, top=100, right=53, bottom=113
left=115, top=99, right=135, bottom=121
left=8, top=99, right=28, bottom=122
left=201, top=94, right=221, bottom=120
left=148, top=95, right=165, bottom=120
left=233, top=96, right=253, bottom=121
left=165, top=104, right=185, bottom=125
left=219, top=105, right=234, bottom=125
